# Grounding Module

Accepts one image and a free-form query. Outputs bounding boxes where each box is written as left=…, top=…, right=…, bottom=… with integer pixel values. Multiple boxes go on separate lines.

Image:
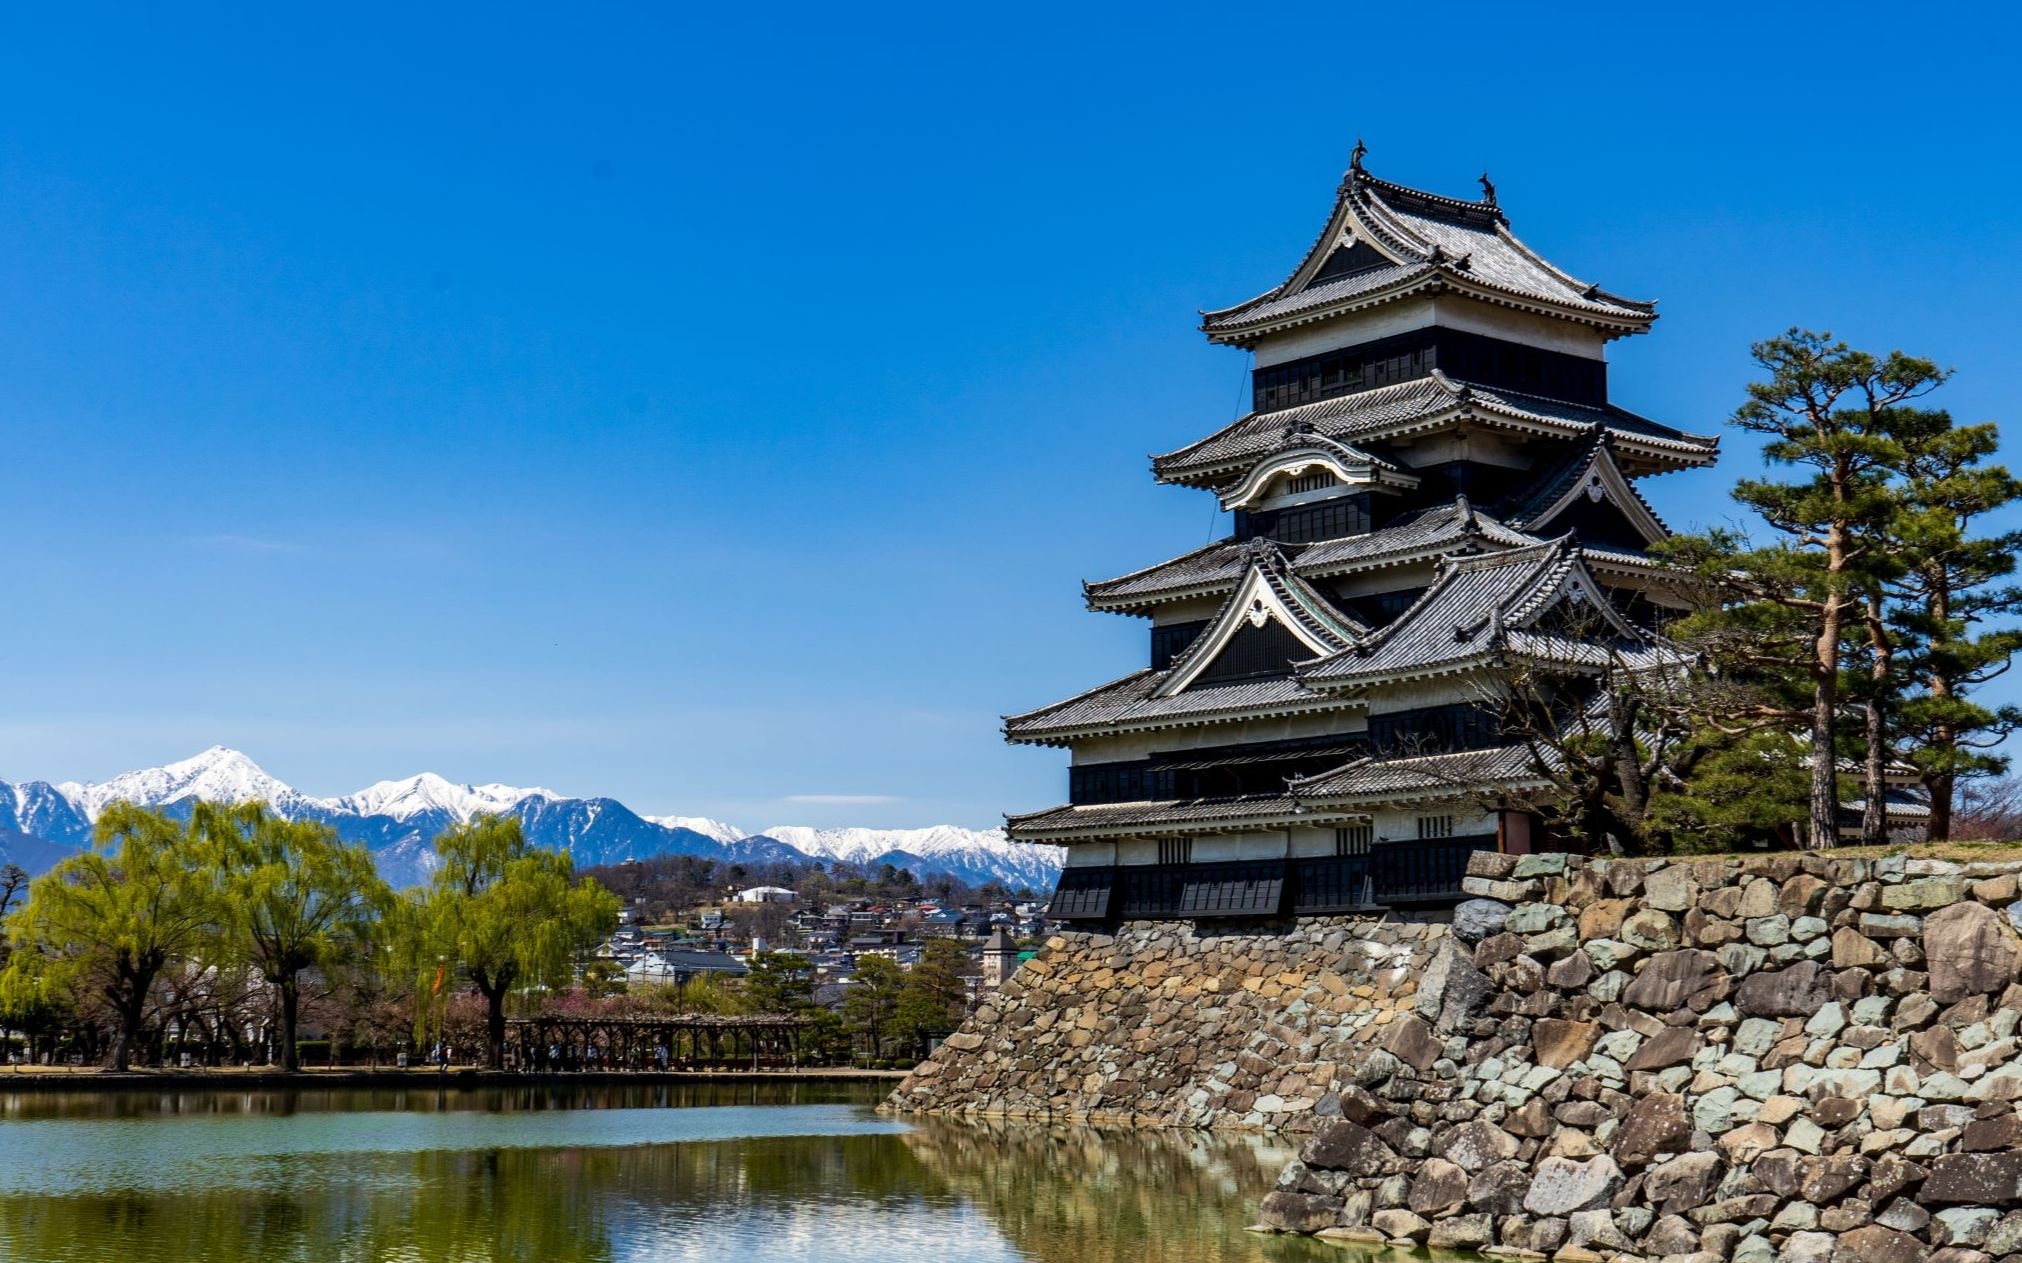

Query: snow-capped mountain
left=756, top=824, right=1061, bottom=893
left=330, top=772, right=560, bottom=822
left=56, top=746, right=319, bottom=820
left=643, top=815, right=745, bottom=845
left=0, top=748, right=1061, bottom=893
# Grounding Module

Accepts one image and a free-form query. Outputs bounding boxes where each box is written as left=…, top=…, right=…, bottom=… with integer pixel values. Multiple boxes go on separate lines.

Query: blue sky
left=2, top=3, right=2018, bottom=829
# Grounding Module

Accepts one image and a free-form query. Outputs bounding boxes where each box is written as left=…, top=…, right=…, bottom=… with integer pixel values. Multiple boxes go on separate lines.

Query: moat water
left=0, top=1081, right=1361, bottom=1262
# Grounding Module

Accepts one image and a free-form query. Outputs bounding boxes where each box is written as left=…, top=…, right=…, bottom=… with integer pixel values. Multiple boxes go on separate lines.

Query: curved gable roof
left=1200, top=151, right=1657, bottom=344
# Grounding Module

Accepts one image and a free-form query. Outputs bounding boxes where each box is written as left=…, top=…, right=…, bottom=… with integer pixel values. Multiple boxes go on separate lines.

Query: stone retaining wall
left=881, top=914, right=1448, bottom=1130
left=1259, top=850, right=2022, bottom=1263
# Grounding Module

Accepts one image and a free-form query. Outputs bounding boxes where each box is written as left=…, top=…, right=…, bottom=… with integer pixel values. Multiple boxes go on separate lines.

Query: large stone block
left=1451, top=898, right=1511, bottom=944
left=1645, top=1150, right=1723, bottom=1215
left=1831, top=1225, right=1929, bottom=1263
left=1623, top=1024, right=1702, bottom=1072
left=1258, top=1190, right=1340, bottom=1234
left=1613, top=1092, right=1691, bottom=1165
left=1406, top=1157, right=1470, bottom=1217
left=1922, top=901, right=2020, bottom=1004
left=1923, top=1151, right=2022, bottom=1207
left=1416, top=938, right=1495, bottom=1032
left=1644, top=866, right=1701, bottom=912
left=1533, top=1018, right=1601, bottom=1070
left=1441, top=1119, right=1521, bottom=1172
left=1735, top=961, right=1831, bottom=1017
left=1882, top=876, right=1964, bottom=912
left=1621, top=949, right=1729, bottom=1011
left=1467, top=1160, right=1532, bottom=1215
left=1523, top=1155, right=1624, bottom=1216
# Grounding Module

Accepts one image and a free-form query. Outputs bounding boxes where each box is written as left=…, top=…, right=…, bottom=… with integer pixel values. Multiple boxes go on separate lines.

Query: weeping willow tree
left=1, top=804, right=217, bottom=1071
left=196, top=803, right=391, bottom=1071
left=402, top=814, right=619, bottom=1068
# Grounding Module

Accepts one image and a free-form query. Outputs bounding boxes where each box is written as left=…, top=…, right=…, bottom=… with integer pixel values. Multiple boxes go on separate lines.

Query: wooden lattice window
left=1417, top=815, right=1455, bottom=840
left=1157, top=837, right=1192, bottom=865
left=1334, top=825, right=1372, bottom=856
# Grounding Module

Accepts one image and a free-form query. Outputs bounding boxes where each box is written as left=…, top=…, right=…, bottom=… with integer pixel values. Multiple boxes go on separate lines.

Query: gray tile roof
left=1300, top=500, right=1542, bottom=573
left=1287, top=745, right=1549, bottom=801
left=1201, top=166, right=1656, bottom=342
left=1006, top=793, right=1328, bottom=840
left=1200, top=261, right=1430, bottom=329
left=1085, top=539, right=1248, bottom=608
left=1085, top=500, right=1542, bottom=612
left=1012, top=543, right=1364, bottom=744
left=1298, top=539, right=1669, bottom=689
left=1003, top=662, right=1345, bottom=746
left=1151, top=373, right=1714, bottom=488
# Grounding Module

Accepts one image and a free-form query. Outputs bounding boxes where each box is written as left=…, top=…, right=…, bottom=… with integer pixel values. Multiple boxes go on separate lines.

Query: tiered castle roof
left=1151, top=373, right=1715, bottom=489
left=1199, top=146, right=1657, bottom=344
left=1011, top=538, right=1670, bottom=750
left=1004, top=147, right=1706, bottom=858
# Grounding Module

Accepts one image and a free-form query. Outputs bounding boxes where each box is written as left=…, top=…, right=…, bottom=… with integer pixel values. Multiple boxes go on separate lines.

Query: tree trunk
left=481, top=985, right=508, bottom=1071
left=276, top=977, right=301, bottom=1073
left=106, top=990, right=146, bottom=1072
left=1927, top=579, right=1957, bottom=841
left=103, top=954, right=157, bottom=1072
left=1808, top=518, right=1851, bottom=850
left=1928, top=765, right=1956, bottom=842
left=1862, top=597, right=1892, bottom=848
left=1808, top=619, right=1842, bottom=849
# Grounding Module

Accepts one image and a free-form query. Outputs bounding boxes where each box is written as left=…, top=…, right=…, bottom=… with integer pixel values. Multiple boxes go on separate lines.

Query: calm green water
left=0, top=1081, right=1349, bottom=1263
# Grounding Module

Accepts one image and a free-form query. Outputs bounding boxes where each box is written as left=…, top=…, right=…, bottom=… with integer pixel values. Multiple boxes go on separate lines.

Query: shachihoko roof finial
left=1478, top=170, right=1497, bottom=206
left=1350, top=137, right=1367, bottom=175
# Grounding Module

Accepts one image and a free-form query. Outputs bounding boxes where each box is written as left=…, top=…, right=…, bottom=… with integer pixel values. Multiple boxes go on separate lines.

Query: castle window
left=1334, top=825, right=1372, bottom=856
left=1286, top=470, right=1337, bottom=496
left=1417, top=815, right=1455, bottom=840
left=1157, top=837, right=1192, bottom=865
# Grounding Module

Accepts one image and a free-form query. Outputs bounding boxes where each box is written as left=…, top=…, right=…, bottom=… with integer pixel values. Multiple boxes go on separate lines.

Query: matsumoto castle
left=1007, top=146, right=1721, bottom=921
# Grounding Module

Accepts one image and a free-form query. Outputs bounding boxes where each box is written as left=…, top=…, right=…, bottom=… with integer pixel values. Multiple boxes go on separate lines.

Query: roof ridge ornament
left=1349, top=137, right=1368, bottom=176
left=1455, top=494, right=1482, bottom=552
left=1478, top=171, right=1497, bottom=207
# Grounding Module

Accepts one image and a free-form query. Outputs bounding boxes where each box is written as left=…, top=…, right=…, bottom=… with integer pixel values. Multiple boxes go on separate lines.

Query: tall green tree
left=842, top=954, right=903, bottom=1059
left=1886, top=419, right=2022, bottom=838
left=894, top=938, right=971, bottom=1056
left=1, top=804, right=217, bottom=1070
left=408, top=814, right=619, bottom=1069
left=198, top=803, right=390, bottom=1072
left=740, top=951, right=815, bottom=1012
left=1710, top=331, right=1946, bottom=845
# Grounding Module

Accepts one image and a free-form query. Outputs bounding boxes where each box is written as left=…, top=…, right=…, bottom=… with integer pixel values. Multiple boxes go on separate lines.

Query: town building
left=1006, top=146, right=1719, bottom=921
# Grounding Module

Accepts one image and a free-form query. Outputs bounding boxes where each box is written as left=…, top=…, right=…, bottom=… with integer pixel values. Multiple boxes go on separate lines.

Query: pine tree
left=1722, top=330, right=1946, bottom=846
left=1887, top=419, right=2022, bottom=838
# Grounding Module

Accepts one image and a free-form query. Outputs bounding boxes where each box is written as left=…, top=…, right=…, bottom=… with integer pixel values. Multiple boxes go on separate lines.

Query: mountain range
left=0, top=747, right=1062, bottom=892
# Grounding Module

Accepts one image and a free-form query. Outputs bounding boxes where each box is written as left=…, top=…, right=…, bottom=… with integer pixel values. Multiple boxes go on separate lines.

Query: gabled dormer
left=1297, top=538, right=1665, bottom=692
left=1156, top=543, right=1364, bottom=696
left=1500, top=435, right=1669, bottom=552
left=1219, top=432, right=1420, bottom=513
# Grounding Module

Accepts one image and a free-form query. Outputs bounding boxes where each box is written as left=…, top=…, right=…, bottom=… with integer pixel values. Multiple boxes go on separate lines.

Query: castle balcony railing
left=1044, top=837, right=1495, bottom=923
